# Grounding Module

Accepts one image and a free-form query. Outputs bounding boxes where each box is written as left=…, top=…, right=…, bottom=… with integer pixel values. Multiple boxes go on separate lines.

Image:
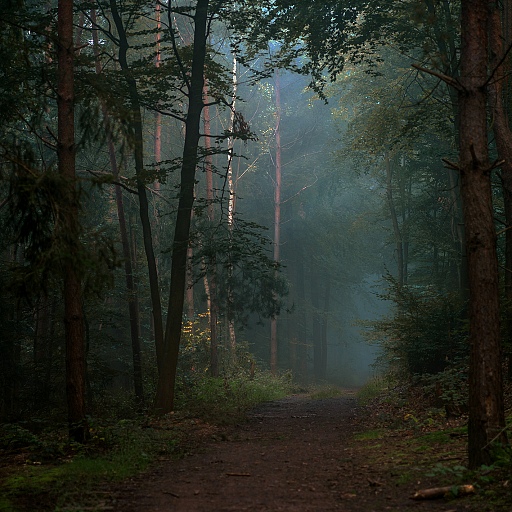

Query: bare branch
left=412, top=63, right=463, bottom=91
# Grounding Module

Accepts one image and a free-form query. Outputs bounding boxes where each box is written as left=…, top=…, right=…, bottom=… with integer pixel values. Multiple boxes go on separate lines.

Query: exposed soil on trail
left=108, top=392, right=487, bottom=512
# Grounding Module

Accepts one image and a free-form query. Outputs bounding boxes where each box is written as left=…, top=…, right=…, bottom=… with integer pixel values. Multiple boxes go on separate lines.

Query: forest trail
left=109, top=393, right=476, bottom=512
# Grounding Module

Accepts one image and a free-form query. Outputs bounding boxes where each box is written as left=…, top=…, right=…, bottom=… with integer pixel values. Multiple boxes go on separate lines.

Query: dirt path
left=109, top=393, right=476, bottom=512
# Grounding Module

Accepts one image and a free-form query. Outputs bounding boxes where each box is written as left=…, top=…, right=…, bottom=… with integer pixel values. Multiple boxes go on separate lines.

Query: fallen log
left=411, top=484, right=475, bottom=500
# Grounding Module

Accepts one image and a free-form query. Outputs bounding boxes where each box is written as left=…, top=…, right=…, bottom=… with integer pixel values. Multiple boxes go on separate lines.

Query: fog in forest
left=1, top=1, right=469, bottom=424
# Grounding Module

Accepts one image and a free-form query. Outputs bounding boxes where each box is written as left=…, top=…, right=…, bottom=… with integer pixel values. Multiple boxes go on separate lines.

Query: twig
left=162, top=491, right=180, bottom=498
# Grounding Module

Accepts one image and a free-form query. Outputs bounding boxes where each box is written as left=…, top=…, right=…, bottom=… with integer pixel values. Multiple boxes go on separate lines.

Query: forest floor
left=101, top=390, right=510, bottom=512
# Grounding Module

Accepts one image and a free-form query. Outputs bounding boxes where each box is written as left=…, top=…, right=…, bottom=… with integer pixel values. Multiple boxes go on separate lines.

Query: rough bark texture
left=154, top=0, right=209, bottom=414
left=489, top=0, right=512, bottom=381
left=459, top=0, right=506, bottom=468
left=58, top=0, right=88, bottom=443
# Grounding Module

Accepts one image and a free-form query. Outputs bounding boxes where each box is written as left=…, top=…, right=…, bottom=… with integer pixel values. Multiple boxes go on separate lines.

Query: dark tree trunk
left=154, top=0, right=209, bottom=414
left=91, top=10, right=143, bottom=404
left=109, top=0, right=165, bottom=376
left=459, top=0, right=507, bottom=468
left=57, top=0, right=88, bottom=443
left=489, top=0, right=512, bottom=382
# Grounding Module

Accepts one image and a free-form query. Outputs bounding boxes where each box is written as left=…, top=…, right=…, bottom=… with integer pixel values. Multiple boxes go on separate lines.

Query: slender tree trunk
left=154, top=0, right=162, bottom=193
left=109, top=0, right=165, bottom=375
left=311, top=261, right=322, bottom=381
left=203, top=83, right=219, bottom=376
left=296, top=243, right=308, bottom=384
left=33, top=294, right=51, bottom=404
left=91, top=10, right=143, bottom=404
left=270, top=70, right=282, bottom=375
left=459, top=0, right=507, bottom=468
left=154, top=0, right=209, bottom=414
left=320, top=279, right=330, bottom=380
left=226, top=54, right=238, bottom=362
left=58, top=0, right=88, bottom=443
left=385, top=153, right=404, bottom=285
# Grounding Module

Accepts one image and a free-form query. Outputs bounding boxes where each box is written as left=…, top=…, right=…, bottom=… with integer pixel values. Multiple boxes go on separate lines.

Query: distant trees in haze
left=0, top=0, right=510, bottom=468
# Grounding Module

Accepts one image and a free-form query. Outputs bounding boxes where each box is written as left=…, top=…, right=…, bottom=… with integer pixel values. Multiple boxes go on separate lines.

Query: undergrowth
left=0, top=371, right=291, bottom=511
left=354, top=376, right=512, bottom=511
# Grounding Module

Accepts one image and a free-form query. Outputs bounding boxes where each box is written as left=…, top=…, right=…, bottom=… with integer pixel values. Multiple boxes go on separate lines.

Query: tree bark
left=489, top=0, right=512, bottom=382
left=459, top=0, right=507, bottom=468
left=154, top=0, right=209, bottom=414
left=58, top=0, right=88, bottom=443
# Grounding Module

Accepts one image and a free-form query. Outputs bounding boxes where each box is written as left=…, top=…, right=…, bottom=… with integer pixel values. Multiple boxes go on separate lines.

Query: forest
left=1, top=0, right=512, bottom=510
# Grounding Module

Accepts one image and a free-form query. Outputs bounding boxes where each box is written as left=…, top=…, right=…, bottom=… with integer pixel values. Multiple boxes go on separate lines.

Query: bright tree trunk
left=58, top=0, right=88, bottom=443
left=226, top=54, right=238, bottom=362
left=270, top=69, right=282, bottom=375
left=459, top=0, right=507, bottom=468
left=203, top=83, right=219, bottom=376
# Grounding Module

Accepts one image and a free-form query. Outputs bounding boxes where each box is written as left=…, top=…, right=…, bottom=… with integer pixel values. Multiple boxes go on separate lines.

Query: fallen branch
left=226, top=472, right=251, bottom=477
left=411, top=484, right=475, bottom=500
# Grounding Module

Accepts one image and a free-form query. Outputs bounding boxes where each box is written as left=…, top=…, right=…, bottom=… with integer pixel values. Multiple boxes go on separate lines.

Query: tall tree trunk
left=489, top=0, right=512, bottom=381
left=270, top=69, right=282, bottom=375
left=91, top=10, right=143, bottom=404
left=154, top=0, right=162, bottom=193
left=58, top=0, right=88, bottom=443
left=154, top=0, right=209, bottom=414
left=109, top=0, right=165, bottom=375
left=226, top=54, right=238, bottom=363
left=311, top=261, right=322, bottom=381
left=296, top=242, right=308, bottom=384
left=203, top=83, right=219, bottom=376
left=459, top=0, right=507, bottom=468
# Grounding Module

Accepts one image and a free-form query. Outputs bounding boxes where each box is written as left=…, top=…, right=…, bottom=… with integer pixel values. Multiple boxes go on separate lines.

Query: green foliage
left=308, top=385, right=345, bottom=400
left=364, top=274, right=467, bottom=377
left=177, top=372, right=293, bottom=424
left=356, top=376, right=391, bottom=405
left=0, top=418, right=181, bottom=511
left=426, top=462, right=467, bottom=480
left=0, top=424, right=41, bottom=450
